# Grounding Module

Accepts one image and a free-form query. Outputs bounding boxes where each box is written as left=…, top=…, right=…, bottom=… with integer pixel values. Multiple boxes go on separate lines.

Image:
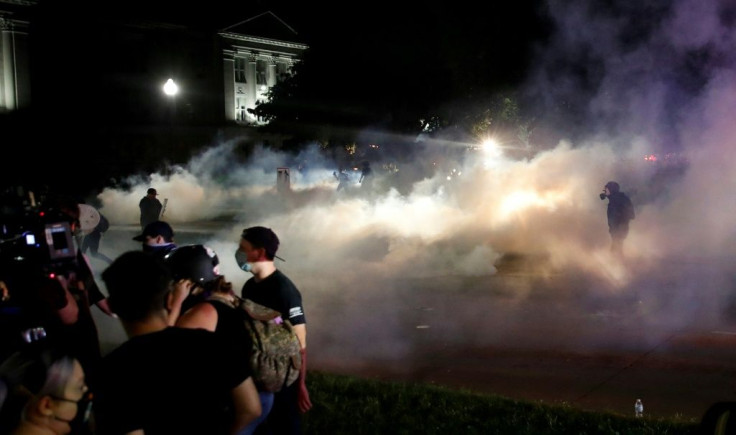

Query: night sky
left=6, top=0, right=734, bottom=195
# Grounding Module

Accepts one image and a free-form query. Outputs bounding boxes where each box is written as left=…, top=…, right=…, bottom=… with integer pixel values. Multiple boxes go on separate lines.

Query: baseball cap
left=147, top=188, right=158, bottom=195
left=133, top=220, right=174, bottom=242
left=240, top=226, right=285, bottom=261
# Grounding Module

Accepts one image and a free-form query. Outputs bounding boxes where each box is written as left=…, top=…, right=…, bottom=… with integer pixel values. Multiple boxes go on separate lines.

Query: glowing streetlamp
left=163, top=78, right=179, bottom=159
left=163, top=78, right=179, bottom=97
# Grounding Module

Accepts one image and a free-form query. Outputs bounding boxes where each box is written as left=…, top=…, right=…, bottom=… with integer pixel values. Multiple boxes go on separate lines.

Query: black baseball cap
left=133, top=221, right=174, bottom=242
left=240, top=226, right=285, bottom=261
left=147, top=188, right=158, bottom=195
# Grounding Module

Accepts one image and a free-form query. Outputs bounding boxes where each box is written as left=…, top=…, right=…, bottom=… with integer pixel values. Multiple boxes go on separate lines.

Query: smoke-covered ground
left=88, top=0, right=736, bottom=419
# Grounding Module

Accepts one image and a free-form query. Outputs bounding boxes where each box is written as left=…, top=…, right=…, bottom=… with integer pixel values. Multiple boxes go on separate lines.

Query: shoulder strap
left=233, top=295, right=281, bottom=321
left=206, top=293, right=238, bottom=309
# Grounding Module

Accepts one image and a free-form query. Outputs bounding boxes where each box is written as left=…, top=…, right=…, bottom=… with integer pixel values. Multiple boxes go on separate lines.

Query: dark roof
left=221, top=11, right=300, bottom=42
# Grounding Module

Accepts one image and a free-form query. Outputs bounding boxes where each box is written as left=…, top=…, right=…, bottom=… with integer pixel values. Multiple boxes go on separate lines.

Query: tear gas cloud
left=93, top=0, right=736, bottom=361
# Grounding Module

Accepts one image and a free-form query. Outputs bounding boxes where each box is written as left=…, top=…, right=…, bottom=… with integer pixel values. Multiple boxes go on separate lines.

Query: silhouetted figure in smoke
left=359, top=161, right=373, bottom=191
left=333, top=169, right=350, bottom=192
left=600, top=181, right=635, bottom=257
left=139, top=188, right=162, bottom=231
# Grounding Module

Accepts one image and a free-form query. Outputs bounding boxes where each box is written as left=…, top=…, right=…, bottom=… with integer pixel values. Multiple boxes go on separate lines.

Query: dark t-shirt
left=94, top=327, right=251, bottom=435
left=240, top=270, right=306, bottom=325
left=206, top=299, right=253, bottom=352
left=139, top=196, right=163, bottom=228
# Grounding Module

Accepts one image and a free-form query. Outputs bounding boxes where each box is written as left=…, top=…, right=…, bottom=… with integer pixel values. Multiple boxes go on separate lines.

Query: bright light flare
left=163, top=78, right=178, bottom=96
left=481, top=139, right=502, bottom=157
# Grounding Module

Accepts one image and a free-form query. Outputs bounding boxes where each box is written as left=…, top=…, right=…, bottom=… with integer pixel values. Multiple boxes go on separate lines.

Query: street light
left=163, top=78, right=179, bottom=97
left=163, top=78, right=178, bottom=162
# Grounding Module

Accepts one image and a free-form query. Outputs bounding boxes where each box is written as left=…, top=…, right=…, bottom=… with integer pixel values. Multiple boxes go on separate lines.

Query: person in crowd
left=0, top=345, right=92, bottom=435
left=38, top=199, right=114, bottom=388
left=236, top=226, right=311, bottom=435
left=95, top=251, right=261, bottom=434
left=599, top=181, right=635, bottom=257
left=358, top=161, right=373, bottom=191
left=132, top=220, right=177, bottom=260
left=170, top=244, right=274, bottom=435
left=55, top=198, right=115, bottom=316
left=332, top=169, right=350, bottom=192
left=80, top=210, right=113, bottom=265
left=138, top=188, right=163, bottom=231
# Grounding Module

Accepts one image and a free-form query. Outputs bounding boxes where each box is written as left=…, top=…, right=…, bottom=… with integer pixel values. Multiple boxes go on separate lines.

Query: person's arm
left=57, top=281, right=80, bottom=325
left=292, top=324, right=312, bottom=413
left=94, top=298, right=116, bottom=317
left=48, top=275, right=80, bottom=325
left=229, top=376, right=262, bottom=434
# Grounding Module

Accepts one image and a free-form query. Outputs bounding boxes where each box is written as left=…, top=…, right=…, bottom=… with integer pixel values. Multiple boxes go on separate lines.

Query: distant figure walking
left=139, top=188, right=163, bottom=230
left=333, top=169, right=350, bottom=192
left=359, top=161, right=373, bottom=190
left=600, top=181, right=635, bottom=257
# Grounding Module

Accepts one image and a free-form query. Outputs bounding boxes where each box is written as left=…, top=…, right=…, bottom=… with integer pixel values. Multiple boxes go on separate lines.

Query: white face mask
left=234, top=249, right=253, bottom=273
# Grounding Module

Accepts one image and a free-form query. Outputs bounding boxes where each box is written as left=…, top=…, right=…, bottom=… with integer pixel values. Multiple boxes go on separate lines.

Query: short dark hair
left=241, top=226, right=280, bottom=261
left=102, top=251, right=172, bottom=321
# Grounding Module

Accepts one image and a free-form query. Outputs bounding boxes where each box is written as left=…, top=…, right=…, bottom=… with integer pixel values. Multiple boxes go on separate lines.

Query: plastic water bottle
left=634, top=399, right=643, bottom=418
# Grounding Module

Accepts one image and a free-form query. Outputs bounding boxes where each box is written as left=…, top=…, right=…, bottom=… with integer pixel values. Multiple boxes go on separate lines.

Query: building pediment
left=221, top=11, right=303, bottom=45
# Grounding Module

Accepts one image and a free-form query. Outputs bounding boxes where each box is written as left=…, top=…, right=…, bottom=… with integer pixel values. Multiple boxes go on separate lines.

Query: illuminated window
left=235, top=58, right=246, bottom=83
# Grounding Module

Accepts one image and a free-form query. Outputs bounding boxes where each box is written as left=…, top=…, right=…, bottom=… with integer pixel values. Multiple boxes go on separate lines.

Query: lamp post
left=163, top=78, right=178, bottom=160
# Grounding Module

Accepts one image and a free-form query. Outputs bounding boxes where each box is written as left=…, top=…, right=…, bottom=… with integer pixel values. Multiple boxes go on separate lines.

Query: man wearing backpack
left=600, top=181, right=635, bottom=257
left=235, top=226, right=312, bottom=435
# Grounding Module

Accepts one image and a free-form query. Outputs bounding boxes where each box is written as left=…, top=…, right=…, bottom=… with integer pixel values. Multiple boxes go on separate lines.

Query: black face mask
left=52, top=391, right=93, bottom=431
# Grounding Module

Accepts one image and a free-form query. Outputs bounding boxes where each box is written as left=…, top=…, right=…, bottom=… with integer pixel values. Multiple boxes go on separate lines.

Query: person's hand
left=56, top=274, right=85, bottom=294
left=298, top=348, right=312, bottom=413
left=170, top=279, right=194, bottom=308
left=0, top=280, right=10, bottom=302
left=298, top=381, right=312, bottom=413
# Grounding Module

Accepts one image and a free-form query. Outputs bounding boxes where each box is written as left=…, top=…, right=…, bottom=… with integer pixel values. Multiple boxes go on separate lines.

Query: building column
left=222, top=52, right=235, bottom=121
left=1, top=17, right=16, bottom=111
left=267, top=56, right=277, bottom=87
left=246, top=53, right=257, bottom=121
left=0, top=16, right=30, bottom=111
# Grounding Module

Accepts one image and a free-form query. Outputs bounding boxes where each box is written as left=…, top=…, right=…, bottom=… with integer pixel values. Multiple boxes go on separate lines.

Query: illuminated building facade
left=220, top=11, right=308, bottom=125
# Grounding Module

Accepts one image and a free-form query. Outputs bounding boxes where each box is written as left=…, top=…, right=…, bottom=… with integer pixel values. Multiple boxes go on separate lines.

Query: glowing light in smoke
left=480, top=138, right=504, bottom=169
left=481, top=138, right=502, bottom=157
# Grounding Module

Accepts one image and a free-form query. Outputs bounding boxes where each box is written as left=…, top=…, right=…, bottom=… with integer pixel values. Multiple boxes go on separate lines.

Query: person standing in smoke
left=235, top=226, right=312, bottom=434
left=359, top=161, right=373, bottom=191
left=600, top=181, right=635, bottom=257
left=333, top=169, right=350, bottom=192
left=138, top=188, right=163, bottom=231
